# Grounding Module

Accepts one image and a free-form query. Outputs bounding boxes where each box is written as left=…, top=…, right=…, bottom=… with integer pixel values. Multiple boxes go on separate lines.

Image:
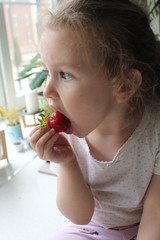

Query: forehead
left=40, top=28, right=76, bottom=51
left=40, top=28, right=85, bottom=67
left=39, top=27, right=99, bottom=69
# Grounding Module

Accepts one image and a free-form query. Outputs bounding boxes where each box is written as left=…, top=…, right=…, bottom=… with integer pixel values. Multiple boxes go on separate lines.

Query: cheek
left=64, top=88, right=96, bottom=115
left=63, top=90, right=108, bottom=135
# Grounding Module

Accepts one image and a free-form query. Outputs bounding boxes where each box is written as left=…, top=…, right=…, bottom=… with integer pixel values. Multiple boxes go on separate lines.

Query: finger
left=40, top=132, right=60, bottom=160
left=29, top=125, right=40, bottom=137
left=29, top=126, right=51, bottom=148
left=35, top=128, right=57, bottom=158
left=43, top=134, right=73, bottom=162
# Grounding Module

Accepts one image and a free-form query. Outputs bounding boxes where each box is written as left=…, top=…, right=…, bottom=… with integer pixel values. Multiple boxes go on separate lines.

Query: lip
left=49, top=104, right=57, bottom=112
left=49, top=104, right=66, bottom=118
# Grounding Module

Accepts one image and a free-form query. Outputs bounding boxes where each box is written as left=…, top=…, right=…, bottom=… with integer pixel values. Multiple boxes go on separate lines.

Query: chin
left=72, top=129, right=90, bottom=138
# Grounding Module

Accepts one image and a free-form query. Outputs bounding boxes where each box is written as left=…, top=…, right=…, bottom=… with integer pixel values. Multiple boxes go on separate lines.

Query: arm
left=57, top=160, right=95, bottom=225
left=137, top=174, right=160, bottom=240
left=29, top=126, right=95, bottom=224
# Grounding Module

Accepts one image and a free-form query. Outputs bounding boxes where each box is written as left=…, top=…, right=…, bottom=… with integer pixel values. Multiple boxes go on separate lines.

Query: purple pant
left=49, top=221, right=139, bottom=240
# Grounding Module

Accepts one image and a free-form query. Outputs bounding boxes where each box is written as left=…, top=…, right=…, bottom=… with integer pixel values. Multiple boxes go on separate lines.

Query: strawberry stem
left=38, top=113, right=50, bottom=128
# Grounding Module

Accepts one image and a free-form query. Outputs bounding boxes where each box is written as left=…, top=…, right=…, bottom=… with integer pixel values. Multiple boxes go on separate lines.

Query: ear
left=115, top=69, right=142, bottom=103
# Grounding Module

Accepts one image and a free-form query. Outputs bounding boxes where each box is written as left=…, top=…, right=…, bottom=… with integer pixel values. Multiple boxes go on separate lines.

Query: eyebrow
left=41, top=61, right=83, bottom=70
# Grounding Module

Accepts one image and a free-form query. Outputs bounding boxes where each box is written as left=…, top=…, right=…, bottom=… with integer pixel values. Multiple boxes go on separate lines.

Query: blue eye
left=60, top=72, right=72, bottom=80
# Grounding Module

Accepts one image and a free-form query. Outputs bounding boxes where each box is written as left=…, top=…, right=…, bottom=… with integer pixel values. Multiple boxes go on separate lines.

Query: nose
left=43, top=78, right=59, bottom=100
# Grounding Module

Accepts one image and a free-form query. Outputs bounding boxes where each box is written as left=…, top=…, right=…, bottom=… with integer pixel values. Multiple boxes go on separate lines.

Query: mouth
left=48, top=104, right=57, bottom=112
left=48, top=105, right=72, bottom=134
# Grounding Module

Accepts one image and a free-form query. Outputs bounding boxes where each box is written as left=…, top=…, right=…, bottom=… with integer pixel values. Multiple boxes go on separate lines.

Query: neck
left=86, top=106, right=144, bottom=162
left=88, top=106, right=143, bottom=140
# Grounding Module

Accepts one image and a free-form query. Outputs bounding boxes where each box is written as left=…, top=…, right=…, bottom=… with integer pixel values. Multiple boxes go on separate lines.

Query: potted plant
left=17, top=53, right=47, bottom=90
left=17, top=53, right=53, bottom=114
left=0, top=107, right=5, bottom=121
left=139, top=0, right=160, bottom=22
left=147, top=0, right=160, bottom=21
left=0, top=105, right=23, bottom=143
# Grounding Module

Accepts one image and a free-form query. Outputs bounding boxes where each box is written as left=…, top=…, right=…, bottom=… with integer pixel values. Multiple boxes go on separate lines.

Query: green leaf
left=38, top=113, right=45, bottom=118
left=38, top=118, right=41, bottom=123
left=18, top=54, right=41, bottom=77
left=148, top=0, right=160, bottom=19
left=18, top=62, right=37, bottom=77
left=38, top=112, right=50, bottom=128
left=35, top=61, right=42, bottom=67
left=16, top=72, right=37, bottom=81
left=30, top=53, right=40, bottom=64
left=29, top=71, right=47, bottom=90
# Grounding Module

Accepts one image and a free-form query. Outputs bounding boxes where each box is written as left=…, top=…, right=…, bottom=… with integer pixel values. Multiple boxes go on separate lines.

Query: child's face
left=40, top=28, right=118, bottom=137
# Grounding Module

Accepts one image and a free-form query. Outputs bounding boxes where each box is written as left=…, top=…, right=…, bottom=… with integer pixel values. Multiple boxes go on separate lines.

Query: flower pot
left=13, top=140, right=24, bottom=152
left=6, top=124, right=23, bottom=143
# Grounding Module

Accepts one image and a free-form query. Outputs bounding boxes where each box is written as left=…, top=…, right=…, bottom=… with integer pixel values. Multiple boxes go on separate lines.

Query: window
left=0, top=0, right=56, bottom=108
left=27, top=32, right=32, bottom=43
left=24, top=15, right=29, bottom=25
left=13, top=15, right=18, bottom=26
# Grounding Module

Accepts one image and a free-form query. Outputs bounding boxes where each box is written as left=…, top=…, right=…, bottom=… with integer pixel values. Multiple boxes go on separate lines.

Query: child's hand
left=29, top=126, right=75, bottom=164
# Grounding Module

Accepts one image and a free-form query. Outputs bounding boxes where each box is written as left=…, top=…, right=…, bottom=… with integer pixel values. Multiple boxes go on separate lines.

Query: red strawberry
left=38, top=111, right=71, bottom=134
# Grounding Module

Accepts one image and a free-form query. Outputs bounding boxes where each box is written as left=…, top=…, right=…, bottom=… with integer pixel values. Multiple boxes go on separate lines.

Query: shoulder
left=142, top=105, right=160, bottom=140
left=146, top=106, right=160, bottom=175
left=148, top=105, right=160, bottom=142
left=130, top=105, right=160, bottom=152
left=145, top=105, right=160, bottom=126
left=150, top=105, right=160, bottom=121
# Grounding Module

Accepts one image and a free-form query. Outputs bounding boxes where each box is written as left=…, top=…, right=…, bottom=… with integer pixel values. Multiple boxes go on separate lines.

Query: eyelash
left=59, top=72, right=73, bottom=80
left=42, top=69, right=73, bottom=81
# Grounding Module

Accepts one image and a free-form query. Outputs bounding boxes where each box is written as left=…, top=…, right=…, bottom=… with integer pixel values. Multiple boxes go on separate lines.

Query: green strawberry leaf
left=38, top=113, right=51, bottom=128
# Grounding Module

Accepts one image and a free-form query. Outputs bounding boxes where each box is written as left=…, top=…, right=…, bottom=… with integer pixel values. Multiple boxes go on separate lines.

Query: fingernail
left=50, top=128, right=55, bottom=133
left=44, top=126, right=50, bottom=130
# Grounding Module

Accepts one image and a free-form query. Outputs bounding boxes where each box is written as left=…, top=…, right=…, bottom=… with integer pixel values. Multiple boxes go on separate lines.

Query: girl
left=30, top=0, right=160, bottom=239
